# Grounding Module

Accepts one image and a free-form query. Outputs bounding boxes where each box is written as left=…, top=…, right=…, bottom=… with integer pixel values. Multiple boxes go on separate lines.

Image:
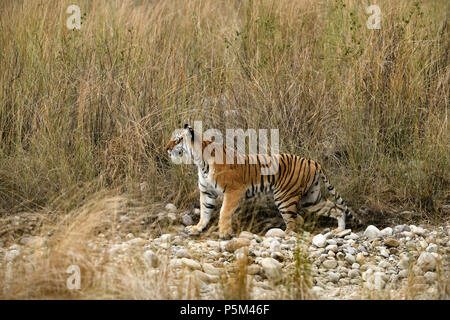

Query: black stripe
left=203, top=191, right=218, bottom=199
left=276, top=155, right=291, bottom=189
left=278, top=199, right=299, bottom=211
left=203, top=203, right=215, bottom=210
left=283, top=156, right=298, bottom=189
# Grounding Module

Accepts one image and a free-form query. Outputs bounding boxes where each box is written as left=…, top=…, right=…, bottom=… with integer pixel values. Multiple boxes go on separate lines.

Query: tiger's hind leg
left=299, top=175, right=346, bottom=231
left=302, top=200, right=346, bottom=231
left=274, top=193, right=301, bottom=234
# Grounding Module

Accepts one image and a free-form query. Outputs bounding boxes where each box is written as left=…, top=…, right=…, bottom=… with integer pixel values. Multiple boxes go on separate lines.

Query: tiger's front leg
left=186, top=190, right=217, bottom=236
left=218, top=189, right=244, bottom=240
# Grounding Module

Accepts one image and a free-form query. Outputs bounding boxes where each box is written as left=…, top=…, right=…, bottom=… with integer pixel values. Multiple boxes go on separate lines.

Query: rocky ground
left=0, top=202, right=449, bottom=299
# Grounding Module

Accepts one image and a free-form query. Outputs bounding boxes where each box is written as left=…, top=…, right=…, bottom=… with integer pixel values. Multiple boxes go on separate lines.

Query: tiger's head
left=165, top=124, right=196, bottom=164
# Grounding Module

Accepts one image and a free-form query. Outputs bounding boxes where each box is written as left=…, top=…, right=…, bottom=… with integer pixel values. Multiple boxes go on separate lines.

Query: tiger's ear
left=184, top=124, right=194, bottom=140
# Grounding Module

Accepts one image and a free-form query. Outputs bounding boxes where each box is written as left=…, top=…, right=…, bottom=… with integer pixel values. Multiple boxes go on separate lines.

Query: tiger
left=165, top=124, right=362, bottom=239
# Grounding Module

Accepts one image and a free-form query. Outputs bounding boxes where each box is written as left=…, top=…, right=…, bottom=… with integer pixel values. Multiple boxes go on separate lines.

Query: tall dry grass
left=0, top=0, right=448, bottom=217
left=0, top=0, right=448, bottom=299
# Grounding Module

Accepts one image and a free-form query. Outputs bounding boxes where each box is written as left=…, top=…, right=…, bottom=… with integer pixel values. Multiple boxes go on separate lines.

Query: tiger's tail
left=319, top=170, right=362, bottom=226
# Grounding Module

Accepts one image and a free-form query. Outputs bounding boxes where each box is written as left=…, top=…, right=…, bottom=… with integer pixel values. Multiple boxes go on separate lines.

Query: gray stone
left=426, top=244, right=438, bottom=253
left=167, top=212, right=177, bottom=222
left=312, top=234, right=327, bottom=248
left=356, top=252, right=365, bottom=264
left=345, top=254, right=356, bottom=264
left=225, top=238, right=251, bottom=252
left=271, top=252, right=284, bottom=262
left=312, top=286, right=324, bottom=296
left=175, top=248, right=190, bottom=258
left=378, top=248, right=390, bottom=258
left=265, top=228, right=286, bottom=238
left=345, top=233, right=359, bottom=240
left=328, top=272, right=340, bottom=283
left=325, top=244, right=338, bottom=253
left=326, top=239, right=337, bottom=245
left=398, top=256, right=410, bottom=270
left=364, top=225, right=381, bottom=240
left=380, top=227, right=393, bottom=237
left=247, top=264, right=261, bottom=275
left=348, top=269, right=360, bottom=279
left=165, top=203, right=177, bottom=212
left=181, top=258, right=202, bottom=270
left=261, top=258, right=282, bottom=280
left=143, top=250, right=159, bottom=267
left=5, top=249, right=20, bottom=262
left=192, top=270, right=219, bottom=283
left=410, top=225, right=426, bottom=236
left=417, top=252, right=437, bottom=272
left=269, top=240, right=281, bottom=252
left=378, top=261, right=391, bottom=269
left=322, top=259, right=338, bottom=269
left=239, top=231, right=254, bottom=240
left=423, top=271, right=438, bottom=284
left=181, top=214, right=194, bottom=226
left=127, top=237, right=145, bottom=245
left=202, top=263, right=220, bottom=276
left=363, top=270, right=387, bottom=290
left=394, top=224, right=410, bottom=233
left=160, top=234, right=172, bottom=242
left=336, top=229, right=351, bottom=238
left=398, top=269, right=409, bottom=278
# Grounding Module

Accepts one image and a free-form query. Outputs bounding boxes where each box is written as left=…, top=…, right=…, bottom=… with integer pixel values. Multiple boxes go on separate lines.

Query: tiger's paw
left=331, top=227, right=345, bottom=234
left=219, top=232, right=235, bottom=240
left=185, top=225, right=201, bottom=236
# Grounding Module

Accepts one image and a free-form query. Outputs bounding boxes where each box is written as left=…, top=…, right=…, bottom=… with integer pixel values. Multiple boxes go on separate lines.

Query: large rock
left=312, top=234, right=327, bottom=248
left=364, top=225, right=381, bottom=240
left=269, top=240, right=281, bottom=253
left=261, top=258, right=282, bottom=280
left=143, top=250, right=159, bottom=267
left=410, top=225, right=426, bottom=236
left=247, top=264, right=262, bottom=275
left=224, top=238, right=251, bottom=252
left=397, top=256, right=410, bottom=270
left=265, top=228, right=286, bottom=238
left=380, top=227, right=393, bottom=237
left=5, top=249, right=20, bottom=262
left=363, top=268, right=388, bottom=290
left=384, top=238, right=400, bottom=247
left=181, top=258, right=202, bottom=270
left=165, top=203, right=177, bottom=212
left=160, top=234, right=172, bottom=242
left=328, top=272, right=340, bottom=283
left=181, top=213, right=194, bottom=226
left=239, top=231, right=254, bottom=240
left=192, top=270, right=219, bottom=283
left=417, top=252, right=437, bottom=272
left=322, top=259, right=338, bottom=269
left=202, top=263, right=220, bottom=276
